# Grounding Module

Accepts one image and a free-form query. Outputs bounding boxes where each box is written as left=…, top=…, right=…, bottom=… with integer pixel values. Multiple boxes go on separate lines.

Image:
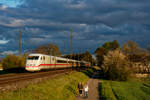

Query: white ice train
left=25, top=53, right=90, bottom=71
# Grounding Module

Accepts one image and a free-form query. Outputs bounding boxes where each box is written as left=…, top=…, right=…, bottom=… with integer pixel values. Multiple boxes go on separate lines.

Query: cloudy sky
left=0, top=0, right=150, bottom=55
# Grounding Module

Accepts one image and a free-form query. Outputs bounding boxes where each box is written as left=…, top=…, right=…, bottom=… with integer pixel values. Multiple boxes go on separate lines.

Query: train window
left=57, top=60, right=67, bottom=63
left=28, top=56, right=39, bottom=60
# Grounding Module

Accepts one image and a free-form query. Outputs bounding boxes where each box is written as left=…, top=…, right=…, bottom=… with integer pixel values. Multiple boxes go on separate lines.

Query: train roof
left=28, top=53, right=70, bottom=61
left=28, top=53, right=88, bottom=63
left=28, top=53, right=48, bottom=56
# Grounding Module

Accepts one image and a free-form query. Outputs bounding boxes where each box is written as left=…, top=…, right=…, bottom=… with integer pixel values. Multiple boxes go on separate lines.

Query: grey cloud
left=0, top=0, right=150, bottom=54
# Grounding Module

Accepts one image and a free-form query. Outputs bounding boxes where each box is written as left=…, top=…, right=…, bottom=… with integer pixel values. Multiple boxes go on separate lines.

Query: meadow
left=99, top=78, right=150, bottom=100
left=0, top=70, right=91, bottom=100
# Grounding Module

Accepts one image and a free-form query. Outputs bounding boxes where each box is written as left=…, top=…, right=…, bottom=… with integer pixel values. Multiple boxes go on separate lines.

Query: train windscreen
left=28, top=56, right=39, bottom=60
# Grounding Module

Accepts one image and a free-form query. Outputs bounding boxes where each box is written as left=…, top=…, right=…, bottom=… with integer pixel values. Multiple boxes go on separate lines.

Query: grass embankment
left=0, top=70, right=92, bottom=100
left=99, top=78, right=150, bottom=100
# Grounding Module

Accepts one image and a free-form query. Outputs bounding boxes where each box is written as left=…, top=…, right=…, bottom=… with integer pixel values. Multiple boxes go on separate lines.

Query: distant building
left=133, top=62, right=150, bottom=73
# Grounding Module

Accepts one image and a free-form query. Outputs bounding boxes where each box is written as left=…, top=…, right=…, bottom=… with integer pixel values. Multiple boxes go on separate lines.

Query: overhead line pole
left=70, top=29, right=73, bottom=59
left=19, top=30, right=21, bottom=56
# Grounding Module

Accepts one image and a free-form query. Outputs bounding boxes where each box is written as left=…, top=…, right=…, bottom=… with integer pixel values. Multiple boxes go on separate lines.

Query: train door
left=40, top=56, right=45, bottom=69
left=45, top=56, right=49, bottom=69
left=47, top=56, right=50, bottom=69
left=43, top=56, right=45, bottom=64
left=50, top=57, right=55, bottom=68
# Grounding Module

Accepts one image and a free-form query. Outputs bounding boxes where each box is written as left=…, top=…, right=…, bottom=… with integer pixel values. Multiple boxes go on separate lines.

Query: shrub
left=102, top=49, right=132, bottom=81
left=2, top=54, right=26, bottom=70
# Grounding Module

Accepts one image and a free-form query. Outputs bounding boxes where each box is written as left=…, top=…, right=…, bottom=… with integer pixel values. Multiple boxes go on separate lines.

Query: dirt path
left=75, top=72, right=99, bottom=100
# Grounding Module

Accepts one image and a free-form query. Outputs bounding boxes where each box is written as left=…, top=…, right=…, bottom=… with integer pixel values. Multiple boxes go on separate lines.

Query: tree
left=95, top=47, right=107, bottom=66
left=102, top=49, right=132, bottom=81
left=81, top=51, right=92, bottom=62
left=102, top=40, right=120, bottom=51
left=2, top=54, right=26, bottom=70
left=121, top=41, right=150, bottom=74
left=95, top=40, right=120, bottom=66
left=147, top=45, right=150, bottom=53
left=122, top=40, right=144, bottom=65
left=63, top=51, right=96, bottom=65
left=34, top=43, right=61, bottom=56
left=122, top=40, right=141, bottom=56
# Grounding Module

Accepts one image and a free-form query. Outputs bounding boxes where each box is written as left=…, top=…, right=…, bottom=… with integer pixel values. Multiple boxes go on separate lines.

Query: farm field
left=100, top=78, right=150, bottom=100
left=0, top=71, right=90, bottom=100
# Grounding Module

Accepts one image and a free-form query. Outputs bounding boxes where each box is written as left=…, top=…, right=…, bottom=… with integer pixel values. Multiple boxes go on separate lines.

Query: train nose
left=26, top=63, right=36, bottom=66
left=25, top=63, right=39, bottom=71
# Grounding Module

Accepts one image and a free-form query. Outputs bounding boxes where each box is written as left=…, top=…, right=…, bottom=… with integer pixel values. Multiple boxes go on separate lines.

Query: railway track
left=0, top=68, right=73, bottom=86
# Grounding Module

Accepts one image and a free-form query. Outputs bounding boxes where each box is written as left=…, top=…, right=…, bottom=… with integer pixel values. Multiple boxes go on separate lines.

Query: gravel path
left=75, top=72, right=99, bottom=100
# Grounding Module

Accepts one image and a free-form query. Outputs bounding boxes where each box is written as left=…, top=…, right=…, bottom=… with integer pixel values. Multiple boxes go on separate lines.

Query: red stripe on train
left=39, top=64, right=73, bottom=66
left=26, top=64, right=73, bottom=68
left=26, top=66, right=39, bottom=68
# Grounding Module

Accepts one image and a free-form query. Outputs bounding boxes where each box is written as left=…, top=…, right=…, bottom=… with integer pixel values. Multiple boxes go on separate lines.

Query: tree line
left=1, top=42, right=95, bottom=70
left=1, top=40, right=150, bottom=79
left=95, top=40, right=150, bottom=81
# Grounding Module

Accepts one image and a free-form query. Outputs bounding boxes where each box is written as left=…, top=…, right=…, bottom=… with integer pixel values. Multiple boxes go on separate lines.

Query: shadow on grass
left=141, top=84, right=150, bottom=95
left=79, top=67, right=97, bottom=78
left=99, top=82, right=106, bottom=100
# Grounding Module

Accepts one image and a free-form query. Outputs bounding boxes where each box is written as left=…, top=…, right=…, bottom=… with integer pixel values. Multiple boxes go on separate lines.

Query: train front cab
left=25, top=55, right=41, bottom=71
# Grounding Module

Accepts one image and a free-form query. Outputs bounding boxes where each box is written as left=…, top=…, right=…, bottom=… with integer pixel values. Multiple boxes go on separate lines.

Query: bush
left=2, top=54, right=26, bottom=70
left=102, top=49, right=132, bottom=81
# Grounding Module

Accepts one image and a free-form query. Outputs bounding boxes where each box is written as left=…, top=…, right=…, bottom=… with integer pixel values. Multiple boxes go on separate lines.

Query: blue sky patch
left=0, top=0, right=23, bottom=7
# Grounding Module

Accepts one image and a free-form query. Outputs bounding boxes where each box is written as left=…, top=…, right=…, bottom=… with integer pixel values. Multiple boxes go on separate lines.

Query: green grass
left=99, top=81, right=117, bottom=100
left=100, top=78, right=150, bottom=100
left=0, top=71, right=89, bottom=100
